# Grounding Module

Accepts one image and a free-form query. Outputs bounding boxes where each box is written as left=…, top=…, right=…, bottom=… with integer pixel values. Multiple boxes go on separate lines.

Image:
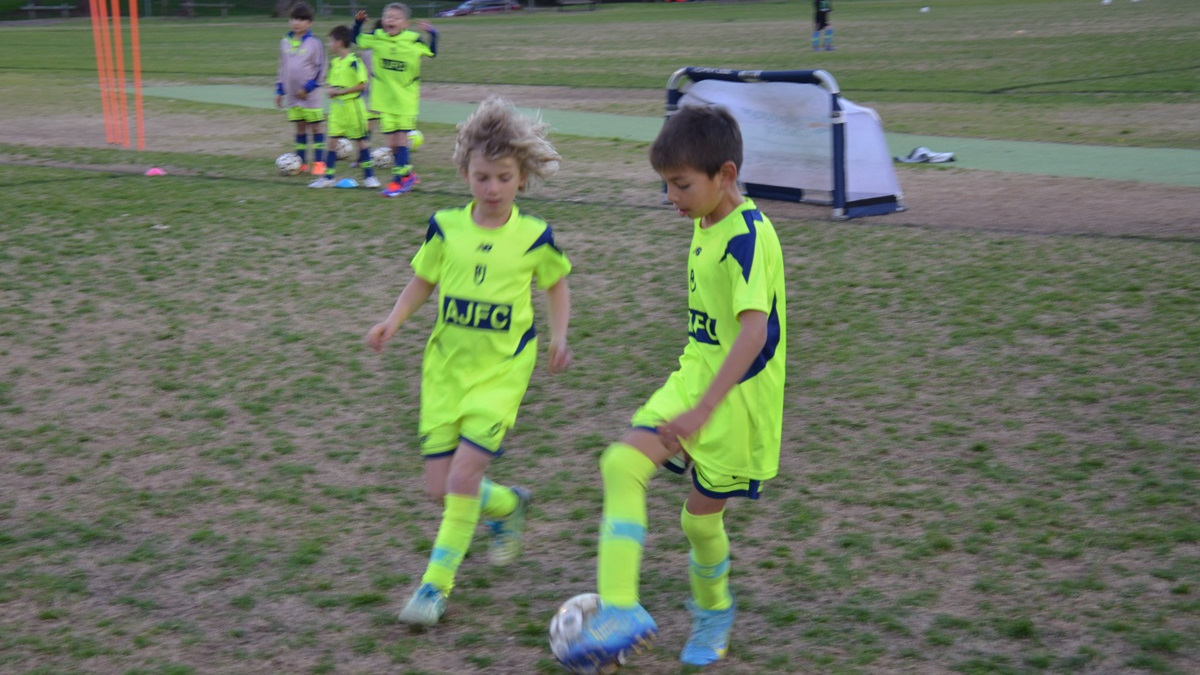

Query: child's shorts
left=380, top=112, right=418, bottom=134
left=286, top=107, right=325, bottom=124
left=327, top=99, right=368, bottom=141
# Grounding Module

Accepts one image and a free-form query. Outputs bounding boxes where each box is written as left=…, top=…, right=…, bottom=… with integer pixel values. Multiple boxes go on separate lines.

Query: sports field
left=1, top=1, right=1198, bottom=674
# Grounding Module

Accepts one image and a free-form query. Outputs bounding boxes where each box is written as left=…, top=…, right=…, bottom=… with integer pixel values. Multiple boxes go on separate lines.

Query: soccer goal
left=665, top=67, right=905, bottom=220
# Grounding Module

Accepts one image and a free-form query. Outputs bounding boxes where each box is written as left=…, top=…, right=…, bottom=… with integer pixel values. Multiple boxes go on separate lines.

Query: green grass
left=2, top=1, right=1199, bottom=674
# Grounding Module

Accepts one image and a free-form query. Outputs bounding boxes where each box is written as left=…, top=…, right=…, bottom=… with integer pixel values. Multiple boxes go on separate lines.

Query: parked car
left=435, top=0, right=522, bottom=17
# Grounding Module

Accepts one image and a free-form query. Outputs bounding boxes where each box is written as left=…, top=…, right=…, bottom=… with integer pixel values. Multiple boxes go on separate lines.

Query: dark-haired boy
left=560, top=104, right=787, bottom=670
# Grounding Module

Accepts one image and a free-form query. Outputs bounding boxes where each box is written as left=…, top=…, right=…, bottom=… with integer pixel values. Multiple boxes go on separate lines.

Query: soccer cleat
left=381, top=171, right=420, bottom=197
left=298, top=163, right=310, bottom=174
left=311, top=161, right=327, bottom=176
left=486, top=487, right=531, bottom=566
left=558, top=602, right=657, bottom=672
left=334, top=177, right=359, bottom=189
left=680, top=599, right=736, bottom=666
left=308, top=177, right=336, bottom=188
left=825, top=45, right=835, bottom=51
left=362, top=176, right=382, bottom=189
left=397, top=583, right=447, bottom=626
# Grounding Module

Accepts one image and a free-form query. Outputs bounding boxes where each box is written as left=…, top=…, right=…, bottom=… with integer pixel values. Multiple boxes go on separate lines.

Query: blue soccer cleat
left=381, top=171, right=420, bottom=197
left=396, top=582, right=447, bottom=626
left=680, top=599, right=736, bottom=665
left=486, top=486, right=531, bottom=566
left=558, top=602, right=657, bottom=673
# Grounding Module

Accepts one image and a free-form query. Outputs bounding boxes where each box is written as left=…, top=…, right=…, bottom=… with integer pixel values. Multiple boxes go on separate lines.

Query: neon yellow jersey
left=411, top=203, right=571, bottom=378
left=327, top=52, right=367, bottom=100
left=354, top=29, right=433, bottom=115
left=640, top=199, right=786, bottom=480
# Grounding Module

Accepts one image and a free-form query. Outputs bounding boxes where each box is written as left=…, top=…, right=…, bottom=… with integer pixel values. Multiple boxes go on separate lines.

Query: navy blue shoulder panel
left=525, top=222, right=560, bottom=254
left=425, top=214, right=444, bottom=243
left=719, top=209, right=762, bottom=283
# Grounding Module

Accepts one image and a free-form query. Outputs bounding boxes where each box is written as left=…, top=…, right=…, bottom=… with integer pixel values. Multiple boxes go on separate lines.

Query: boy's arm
left=417, top=20, right=439, bottom=56
left=544, top=278, right=572, bottom=374
left=351, top=11, right=367, bottom=43
left=275, top=41, right=286, bottom=107
left=366, top=275, right=436, bottom=352
left=659, top=309, right=768, bottom=450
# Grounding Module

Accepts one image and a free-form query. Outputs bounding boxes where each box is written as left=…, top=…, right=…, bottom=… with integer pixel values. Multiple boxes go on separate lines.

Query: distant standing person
left=352, top=4, right=438, bottom=197
left=813, top=0, right=833, bottom=51
left=275, top=2, right=327, bottom=175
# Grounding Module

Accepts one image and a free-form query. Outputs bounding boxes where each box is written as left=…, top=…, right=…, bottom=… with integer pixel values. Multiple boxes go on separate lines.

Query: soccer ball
left=549, top=593, right=624, bottom=675
left=408, top=129, right=424, bottom=150
left=371, top=146, right=394, bottom=170
left=275, top=152, right=302, bottom=176
left=334, top=138, right=356, bottom=160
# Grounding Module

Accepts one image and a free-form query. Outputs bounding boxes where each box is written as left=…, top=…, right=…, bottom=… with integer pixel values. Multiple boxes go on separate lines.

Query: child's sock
left=312, top=133, right=326, bottom=165
left=597, top=443, right=657, bottom=608
left=295, top=133, right=308, bottom=163
left=479, top=477, right=518, bottom=519
left=325, top=151, right=337, bottom=178
left=393, top=145, right=412, bottom=178
left=681, top=507, right=732, bottom=611
left=825, top=27, right=834, bottom=48
left=359, top=147, right=374, bottom=179
left=812, top=31, right=820, bottom=49
left=421, top=493, right=481, bottom=595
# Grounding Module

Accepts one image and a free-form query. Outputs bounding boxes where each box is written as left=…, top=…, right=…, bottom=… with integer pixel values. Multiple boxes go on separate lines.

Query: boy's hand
left=355, top=9, right=368, bottom=21
left=417, top=19, right=434, bottom=32
left=274, top=94, right=284, bottom=109
left=547, top=338, right=572, bottom=374
left=658, top=406, right=712, bottom=454
left=366, top=321, right=396, bottom=353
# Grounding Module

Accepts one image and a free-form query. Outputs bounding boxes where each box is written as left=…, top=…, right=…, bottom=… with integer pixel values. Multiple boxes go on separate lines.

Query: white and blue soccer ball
left=549, top=593, right=623, bottom=675
left=334, top=137, right=356, bottom=160
left=409, top=129, right=424, bottom=150
left=275, top=152, right=302, bottom=176
left=370, top=146, right=394, bottom=170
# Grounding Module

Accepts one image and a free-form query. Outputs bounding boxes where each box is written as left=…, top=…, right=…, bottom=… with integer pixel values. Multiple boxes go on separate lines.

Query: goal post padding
left=665, top=67, right=905, bottom=220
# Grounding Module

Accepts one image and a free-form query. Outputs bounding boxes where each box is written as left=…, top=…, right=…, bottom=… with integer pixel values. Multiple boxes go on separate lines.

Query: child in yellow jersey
left=558, top=104, right=787, bottom=671
left=352, top=3, right=438, bottom=197
left=307, top=25, right=378, bottom=189
left=365, top=97, right=572, bottom=626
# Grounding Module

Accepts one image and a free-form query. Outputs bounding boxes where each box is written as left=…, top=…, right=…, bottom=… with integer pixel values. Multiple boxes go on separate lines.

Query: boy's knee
left=681, top=507, right=726, bottom=544
left=426, top=485, right=446, bottom=504
left=600, top=442, right=656, bottom=488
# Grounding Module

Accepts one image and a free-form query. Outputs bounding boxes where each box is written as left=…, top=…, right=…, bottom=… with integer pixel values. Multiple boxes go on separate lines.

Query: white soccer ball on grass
left=370, top=146, right=394, bottom=170
left=549, top=593, right=625, bottom=675
left=334, top=138, right=356, bottom=160
left=275, top=152, right=302, bottom=176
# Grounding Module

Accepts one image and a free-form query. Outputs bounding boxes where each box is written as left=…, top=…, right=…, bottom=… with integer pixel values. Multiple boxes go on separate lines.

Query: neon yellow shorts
left=631, top=370, right=768, bottom=499
left=286, top=106, right=325, bottom=124
left=327, top=99, right=368, bottom=140
left=418, top=345, right=537, bottom=458
left=380, top=112, right=418, bottom=134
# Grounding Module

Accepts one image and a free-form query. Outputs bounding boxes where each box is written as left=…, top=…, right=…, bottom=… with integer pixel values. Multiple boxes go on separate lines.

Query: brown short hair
left=650, top=104, right=743, bottom=178
left=290, top=2, right=314, bottom=21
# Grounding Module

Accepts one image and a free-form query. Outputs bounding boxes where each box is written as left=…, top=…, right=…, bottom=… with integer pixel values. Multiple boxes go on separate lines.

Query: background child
left=558, top=105, right=787, bottom=670
left=365, top=97, right=572, bottom=626
left=275, top=2, right=327, bottom=175
left=352, top=4, right=438, bottom=197
left=310, top=25, right=379, bottom=189
left=813, top=0, right=834, bottom=51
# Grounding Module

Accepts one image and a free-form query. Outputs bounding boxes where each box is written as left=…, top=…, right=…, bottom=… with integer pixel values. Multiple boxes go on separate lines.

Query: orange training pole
left=108, top=0, right=130, bottom=147
left=88, top=0, right=117, bottom=144
left=95, top=0, right=119, bottom=145
left=127, top=0, right=145, bottom=150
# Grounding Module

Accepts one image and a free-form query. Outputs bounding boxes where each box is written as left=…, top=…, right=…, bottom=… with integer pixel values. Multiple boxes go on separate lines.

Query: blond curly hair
left=453, top=96, right=560, bottom=192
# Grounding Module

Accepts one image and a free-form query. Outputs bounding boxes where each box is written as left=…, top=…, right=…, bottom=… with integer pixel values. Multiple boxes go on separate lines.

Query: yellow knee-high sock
left=479, top=477, right=518, bottom=520
left=681, top=507, right=732, bottom=611
left=597, top=443, right=657, bottom=608
left=421, top=493, right=480, bottom=595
